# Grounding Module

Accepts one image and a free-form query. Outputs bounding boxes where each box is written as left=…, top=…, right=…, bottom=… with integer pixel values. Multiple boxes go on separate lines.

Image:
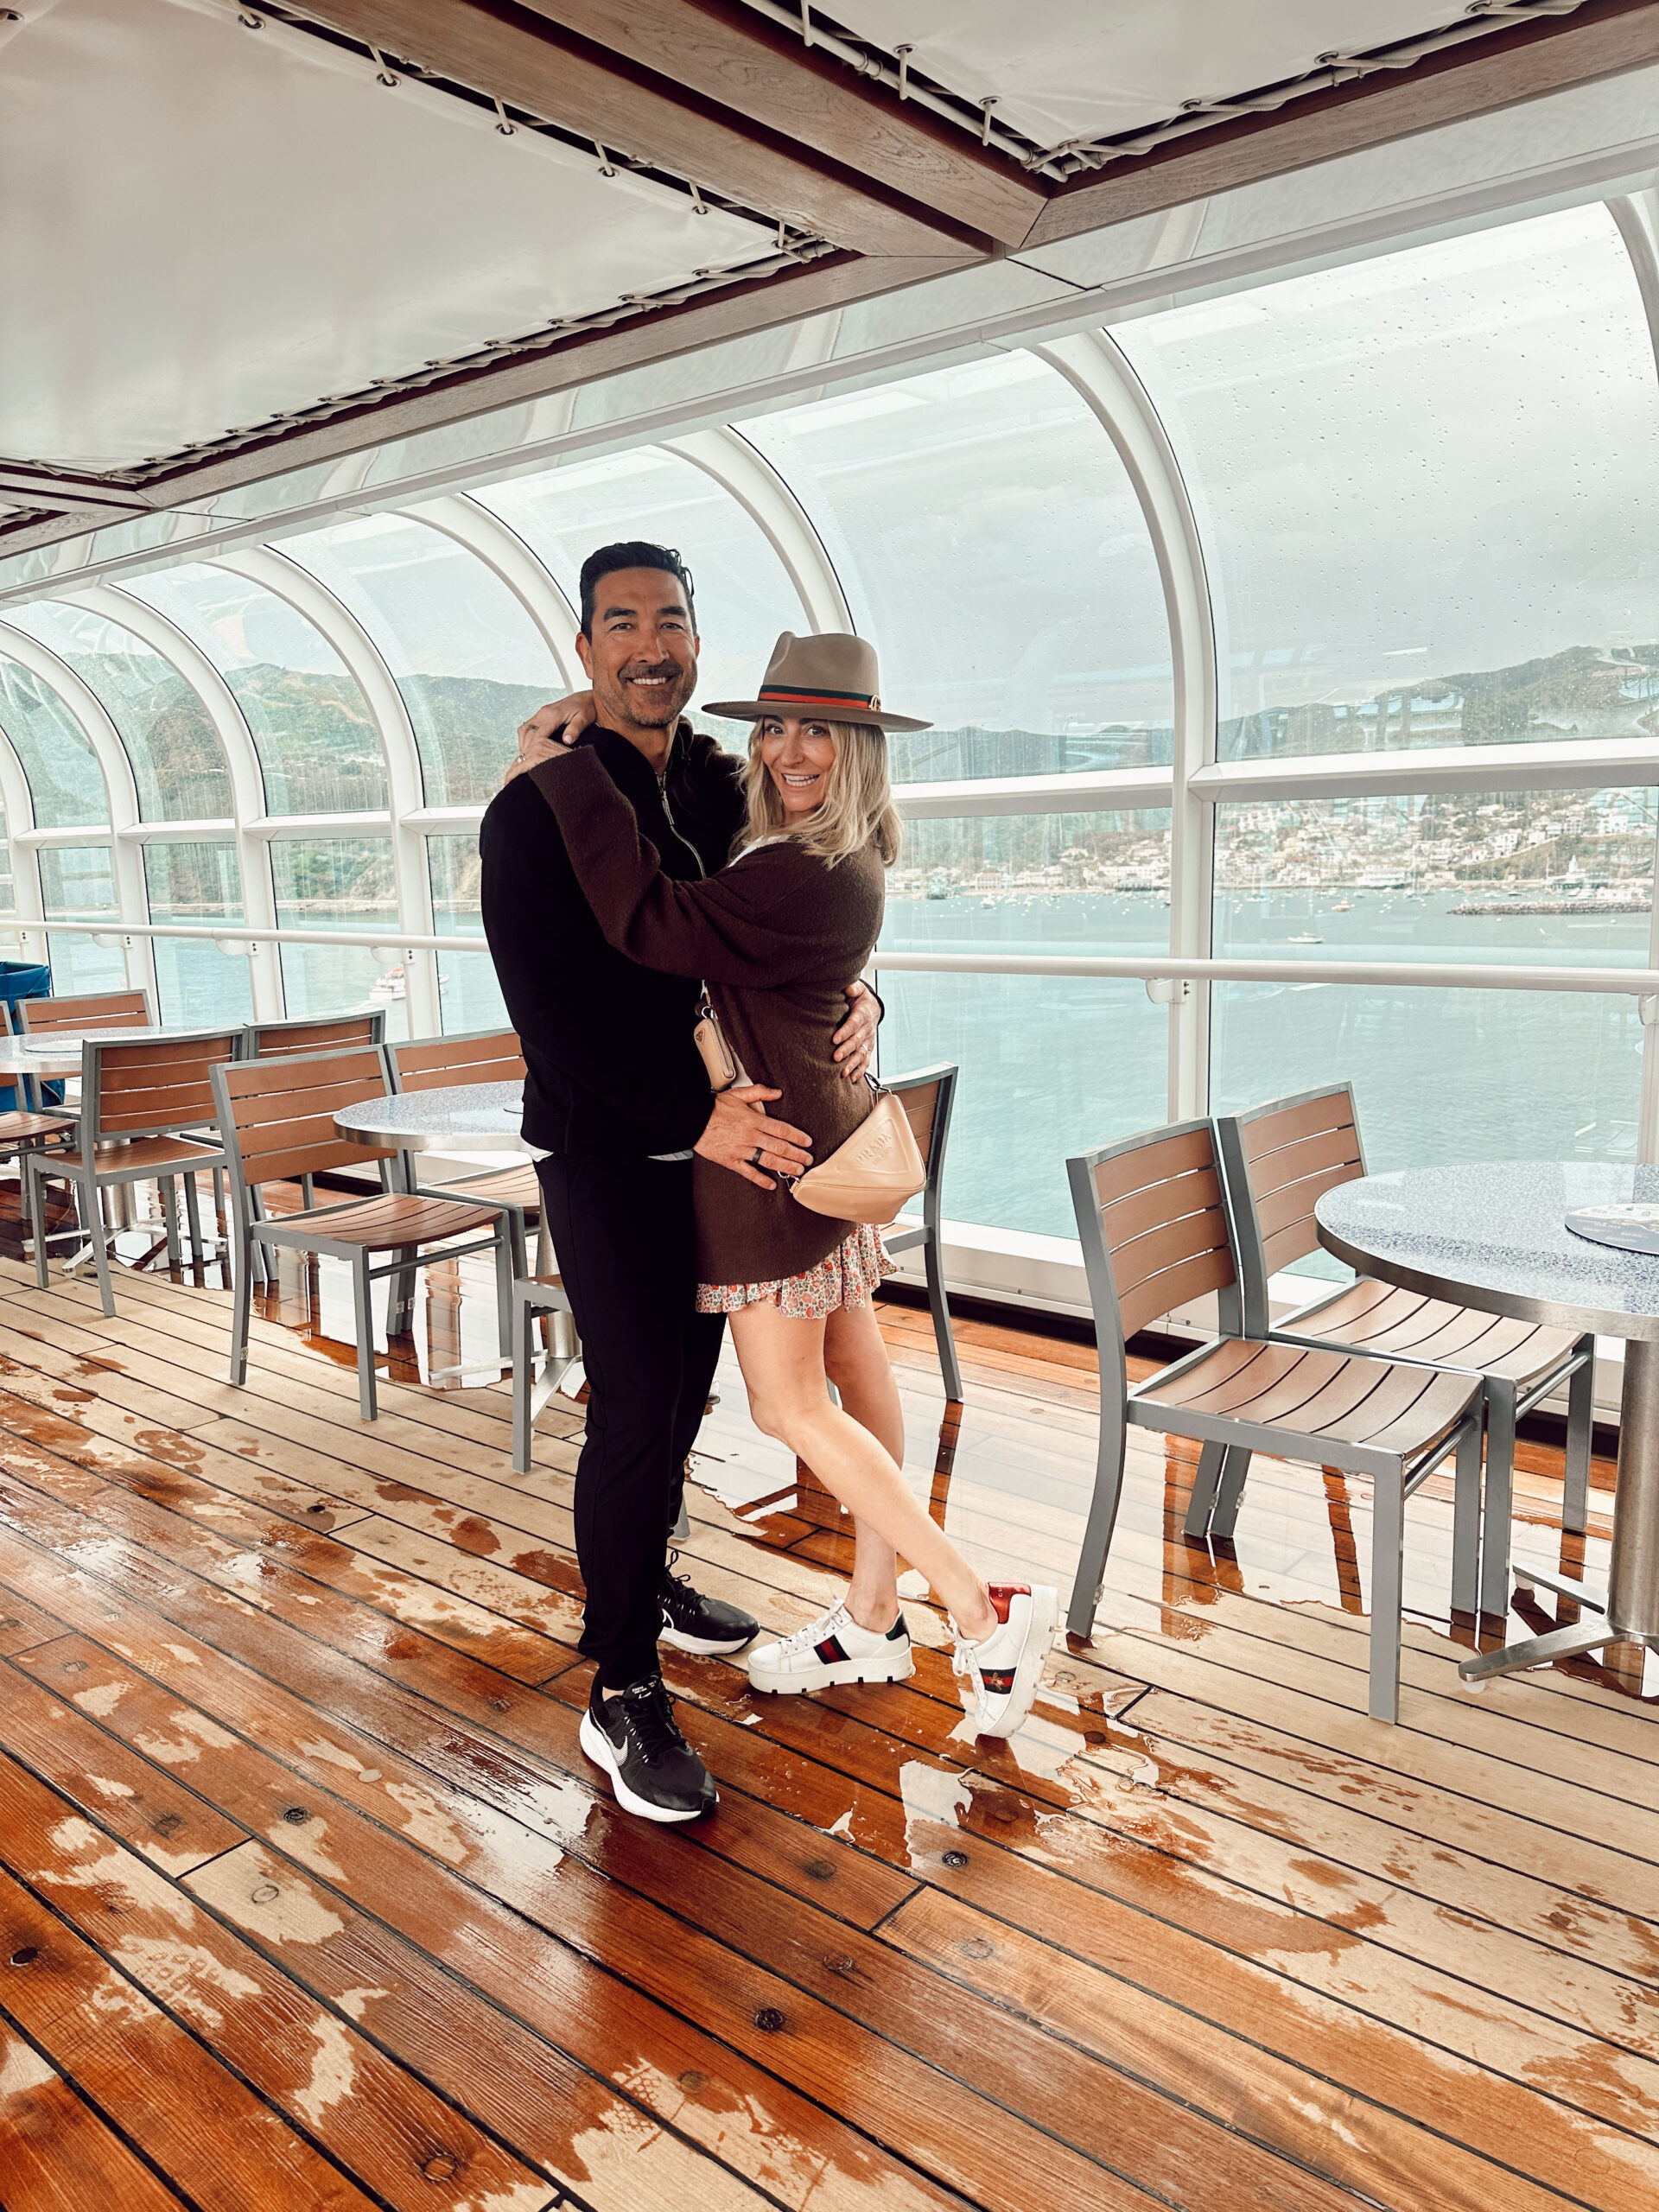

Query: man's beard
left=604, top=658, right=696, bottom=729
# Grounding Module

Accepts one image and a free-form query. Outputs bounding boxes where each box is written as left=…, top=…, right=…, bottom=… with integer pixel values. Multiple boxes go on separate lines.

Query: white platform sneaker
left=747, top=1601, right=914, bottom=1694
left=951, top=1582, right=1058, bottom=1738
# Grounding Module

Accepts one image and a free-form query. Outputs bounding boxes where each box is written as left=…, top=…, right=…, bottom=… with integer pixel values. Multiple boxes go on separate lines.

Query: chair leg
left=1065, top=1419, right=1128, bottom=1637
left=182, top=1171, right=205, bottom=1268
left=158, top=1177, right=183, bottom=1273
left=1183, top=1440, right=1227, bottom=1539
left=1562, top=1337, right=1595, bottom=1537
left=493, top=1225, right=514, bottom=1363
left=512, top=1293, right=535, bottom=1476
left=922, top=1229, right=963, bottom=1403
left=387, top=1248, right=416, bottom=1338
left=86, top=1177, right=117, bottom=1318
left=1480, top=1378, right=1517, bottom=1624
left=229, top=1232, right=256, bottom=1386
left=1209, top=1446, right=1253, bottom=1540
left=1368, top=1465, right=1407, bottom=1725
left=1452, top=1413, right=1484, bottom=1620
left=28, top=1155, right=50, bottom=1288
left=353, top=1255, right=378, bottom=1421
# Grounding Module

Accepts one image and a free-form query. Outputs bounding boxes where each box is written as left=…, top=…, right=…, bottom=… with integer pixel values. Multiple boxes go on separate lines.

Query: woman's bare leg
left=823, top=1299, right=904, bottom=1632
left=730, top=1300, right=995, bottom=1641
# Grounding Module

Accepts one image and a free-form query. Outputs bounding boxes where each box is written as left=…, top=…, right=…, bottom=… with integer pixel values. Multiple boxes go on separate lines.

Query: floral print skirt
left=696, top=1222, right=896, bottom=1319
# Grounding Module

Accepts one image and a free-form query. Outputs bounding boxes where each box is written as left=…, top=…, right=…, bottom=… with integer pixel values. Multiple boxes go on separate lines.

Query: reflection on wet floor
left=4, top=1211, right=1659, bottom=2209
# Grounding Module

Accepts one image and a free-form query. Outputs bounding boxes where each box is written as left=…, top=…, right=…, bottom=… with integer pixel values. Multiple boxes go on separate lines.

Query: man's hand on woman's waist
left=696, top=1085, right=813, bottom=1191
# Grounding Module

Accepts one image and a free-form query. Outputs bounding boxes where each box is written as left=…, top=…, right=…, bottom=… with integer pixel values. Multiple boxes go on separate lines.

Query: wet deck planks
left=0, top=1242, right=1651, bottom=2210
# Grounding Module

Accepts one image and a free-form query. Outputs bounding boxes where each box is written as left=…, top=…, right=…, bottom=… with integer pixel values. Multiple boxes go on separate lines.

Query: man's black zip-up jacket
left=480, top=721, right=744, bottom=1160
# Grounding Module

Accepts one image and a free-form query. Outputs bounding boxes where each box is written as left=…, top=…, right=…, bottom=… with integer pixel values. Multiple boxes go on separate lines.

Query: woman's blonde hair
left=741, top=717, right=903, bottom=868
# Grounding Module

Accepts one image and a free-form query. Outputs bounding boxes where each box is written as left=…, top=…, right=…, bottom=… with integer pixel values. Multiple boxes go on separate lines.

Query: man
left=480, top=540, right=880, bottom=1823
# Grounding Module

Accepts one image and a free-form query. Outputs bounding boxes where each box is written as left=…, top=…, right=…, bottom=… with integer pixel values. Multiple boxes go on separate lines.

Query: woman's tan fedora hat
left=705, top=631, right=931, bottom=734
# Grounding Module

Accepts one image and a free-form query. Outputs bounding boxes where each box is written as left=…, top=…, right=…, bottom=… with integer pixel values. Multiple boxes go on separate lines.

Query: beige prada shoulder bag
left=693, top=993, right=925, bottom=1223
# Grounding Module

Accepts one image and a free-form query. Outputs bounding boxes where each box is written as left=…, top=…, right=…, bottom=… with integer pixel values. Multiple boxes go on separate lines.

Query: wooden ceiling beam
left=514, top=0, right=1045, bottom=248
left=1027, top=0, right=1659, bottom=250
left=0, top=465, right=155, bottom=515
left=294, top=0, right=991, bottom=257
left=0, top=247, right=964, bottom=561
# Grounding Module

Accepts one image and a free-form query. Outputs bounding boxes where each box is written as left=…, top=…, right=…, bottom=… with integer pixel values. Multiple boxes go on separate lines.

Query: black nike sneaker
left=659, top=1549, right=758, bottom=1656
left=578, top=1673, right=717, bottom=1822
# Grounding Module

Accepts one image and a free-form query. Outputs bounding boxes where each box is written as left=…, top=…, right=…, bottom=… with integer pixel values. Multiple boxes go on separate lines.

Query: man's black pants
left=535, top=1151, right=724, bottom=1688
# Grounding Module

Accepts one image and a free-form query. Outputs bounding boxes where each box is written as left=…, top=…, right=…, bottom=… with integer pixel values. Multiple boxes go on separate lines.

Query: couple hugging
left=483, top=538, right=1056, bottom=1825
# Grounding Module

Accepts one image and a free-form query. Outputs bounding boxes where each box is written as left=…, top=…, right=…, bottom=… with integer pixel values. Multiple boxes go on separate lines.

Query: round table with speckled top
left=1318, top=1161, right=1659, bottom=1687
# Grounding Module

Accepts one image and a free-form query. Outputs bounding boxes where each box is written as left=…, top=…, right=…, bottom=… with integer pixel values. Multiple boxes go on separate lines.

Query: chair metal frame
left=1067, top=1118, right=1483, bottom=1722
left=385, top=1027, right=542, bottom=1281
left=880, top=1061, right=963, bottom=1402
left=24, top=1029, right=238, bottom=1316
left=1213, top=1084, right=1595, bottom=1621
left=211, top=1045, right=513, bottom=1421
left=512, top=1274, right=575, bottom=1474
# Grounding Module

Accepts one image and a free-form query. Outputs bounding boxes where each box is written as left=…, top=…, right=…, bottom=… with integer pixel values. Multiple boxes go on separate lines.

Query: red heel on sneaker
left=951, top=1582, right=1058, bottom=1738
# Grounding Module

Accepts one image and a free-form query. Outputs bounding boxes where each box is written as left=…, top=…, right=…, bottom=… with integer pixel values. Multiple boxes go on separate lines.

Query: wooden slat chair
left=241, top=1011, right=386, bottom=1060
left=16, top=988, right=151, bottom=1038
left=1213, top=1085, right=1595, bottom=1623
left=238, top=1013, right=391, bottom=1259
left=0, top=1004, right=76, bottom=1242
left=880, top=1063, right=963, bottom=1402
left=386, top=1029, right=543, bottom=1280
left=210, top=1046, right=512, bottom=1421
left=0, top=999, right=78, bottom=1184
left=16, top=986, right=154, bottom=1116
left=1067, top=1119, right=1484, bottom=1722
left=24, top=1030, right=239, bottom=1316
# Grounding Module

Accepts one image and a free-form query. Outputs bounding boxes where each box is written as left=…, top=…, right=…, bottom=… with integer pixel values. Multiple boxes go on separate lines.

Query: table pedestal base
left=1460, top=1335, right=1659, bottom=1689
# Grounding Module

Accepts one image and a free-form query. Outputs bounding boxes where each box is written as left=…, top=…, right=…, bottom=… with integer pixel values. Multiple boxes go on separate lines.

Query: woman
left=524, top=631, right=1057, bottom=1744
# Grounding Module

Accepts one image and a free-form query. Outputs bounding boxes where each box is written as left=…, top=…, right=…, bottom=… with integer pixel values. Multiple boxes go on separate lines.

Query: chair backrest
left=882, top=1063, right=957, bottom=1224
left=388, top=1027, right=524, bottom=1093
left=80, top=1030, right=242, bottom=1145
left=19, top=988, right=151, bottom=1035
left=211, top=1046, right=397, bottom=1213
left=242, top=1010, right=386, bottom=1060
left=1214, top=1085, right=1365, bottom=1335
left=1068, top=1121, right=1241, bottom=1389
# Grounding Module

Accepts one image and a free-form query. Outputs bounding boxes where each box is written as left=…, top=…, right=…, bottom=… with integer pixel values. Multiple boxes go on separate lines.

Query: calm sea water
left=59, top=889, right=1647, bottom=1247
left=876, top=887, right=1649, bottom=1241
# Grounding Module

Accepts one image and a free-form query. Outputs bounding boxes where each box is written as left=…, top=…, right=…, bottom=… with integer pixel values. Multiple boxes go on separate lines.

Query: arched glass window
left=283, top=515, right=563, bottom=805
left=1117, top=203, right=1659, bottom=760
left=3, top=601, right=234, bottom=818
left=477, top=448, right=805, bottom=741
left=270, top=836, right=406, bottom=1041
left=125, top=566, right=388, bottom=815
left=879, top=805, right=1172, bottom=1238
left=145, top=842, right=254, bottom=1027
left=0, top=653, right=109, bottom=827
left=742, top=353, right=1174, bottom=779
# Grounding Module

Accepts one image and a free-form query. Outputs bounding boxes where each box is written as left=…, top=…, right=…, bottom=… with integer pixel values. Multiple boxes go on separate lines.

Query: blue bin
left=0, top=961, right=51, bottom=1112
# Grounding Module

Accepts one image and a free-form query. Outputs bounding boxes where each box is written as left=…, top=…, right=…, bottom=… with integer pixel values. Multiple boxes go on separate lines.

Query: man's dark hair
left=579, top=541, right=697, bottom=639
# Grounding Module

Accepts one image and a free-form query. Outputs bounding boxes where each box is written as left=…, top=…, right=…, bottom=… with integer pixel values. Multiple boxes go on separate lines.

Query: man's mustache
left=618, top=659, right=686, bottom=682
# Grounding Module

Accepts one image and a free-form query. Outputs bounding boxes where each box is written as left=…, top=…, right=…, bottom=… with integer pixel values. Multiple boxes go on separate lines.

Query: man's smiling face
left=575, top=566, right=700, bottom=739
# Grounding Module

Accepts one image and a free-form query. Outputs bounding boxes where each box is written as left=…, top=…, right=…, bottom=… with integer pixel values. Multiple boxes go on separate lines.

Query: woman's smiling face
left=760, top=714, right=837, bottom=817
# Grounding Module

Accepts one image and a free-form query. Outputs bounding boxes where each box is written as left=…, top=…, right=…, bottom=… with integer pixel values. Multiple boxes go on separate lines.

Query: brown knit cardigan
left=531, top=747, right=885, bottom=1288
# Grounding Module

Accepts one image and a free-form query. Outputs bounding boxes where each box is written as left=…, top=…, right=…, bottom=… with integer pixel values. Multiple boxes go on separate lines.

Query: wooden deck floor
left=0, top=1233, right=1654, bottom=2212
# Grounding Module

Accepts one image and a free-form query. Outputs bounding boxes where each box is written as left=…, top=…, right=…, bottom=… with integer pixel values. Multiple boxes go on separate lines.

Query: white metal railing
left=869, top=950, right=1659, bottom=997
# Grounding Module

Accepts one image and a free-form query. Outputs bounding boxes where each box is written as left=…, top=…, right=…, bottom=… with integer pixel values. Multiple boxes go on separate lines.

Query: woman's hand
left=504, top=692, right=597, bottom=784
left=832, top=979, right=880, bottom=1083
